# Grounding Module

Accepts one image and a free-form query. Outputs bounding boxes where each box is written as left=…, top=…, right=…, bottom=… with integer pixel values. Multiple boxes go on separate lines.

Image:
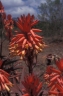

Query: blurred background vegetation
left=36, top=0, right=63, bottom=41
left=36, top=0, right=63, bottom=39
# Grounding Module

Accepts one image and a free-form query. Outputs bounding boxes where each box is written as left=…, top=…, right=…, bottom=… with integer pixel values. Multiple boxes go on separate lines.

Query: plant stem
left=0, top=13, right=3, bottom=58
left=27, top=48, right=34, bottom=74
left=28, top=62, right=33, bottom=74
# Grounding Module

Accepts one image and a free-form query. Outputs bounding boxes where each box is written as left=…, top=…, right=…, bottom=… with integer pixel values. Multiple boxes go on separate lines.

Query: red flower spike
left=44, top=66, right=63, bottom=96
left=4, top=14, right=14, bottom=41
left=22, top=74, right=42, bottom=96
left=0, top=1, right=4, bottom=13
left=9, top=14, right=46, bottom=58
left=0, top=1, right=6, bottom=24
left=0, top=69, right=12, bottom=91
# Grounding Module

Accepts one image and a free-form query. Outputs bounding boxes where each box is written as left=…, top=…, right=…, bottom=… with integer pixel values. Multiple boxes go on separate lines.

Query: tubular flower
left=9, top=14, right=45, bottom=58
left=0, top=69, right=12, bottom=91
left=44, top=66, right=63, bottom=96
left=22, top=74, right=42, bottom=96
left=4, top=14, right=14, bottom=41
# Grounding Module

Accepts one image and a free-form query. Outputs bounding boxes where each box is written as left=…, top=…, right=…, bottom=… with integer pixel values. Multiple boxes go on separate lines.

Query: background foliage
left=37, top=0, right=63, bottom=39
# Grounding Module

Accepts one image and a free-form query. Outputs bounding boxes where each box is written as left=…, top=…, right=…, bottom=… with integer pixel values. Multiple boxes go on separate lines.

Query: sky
left=1, top=0, right=46, bottom=18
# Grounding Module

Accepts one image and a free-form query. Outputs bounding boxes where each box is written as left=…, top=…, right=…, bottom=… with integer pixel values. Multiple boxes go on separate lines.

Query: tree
left=38, top=0, right=63, bottom=37
left=38, top=0, right=62, bottom=22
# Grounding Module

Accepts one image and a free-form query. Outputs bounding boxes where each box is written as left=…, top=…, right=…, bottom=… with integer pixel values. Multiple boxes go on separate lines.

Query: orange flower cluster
left=9, top=14, right=45, bottom=58
left=0, top=69, right=12, bottom=91
left=44, top=66, right=63, bottom=96
left=22, top=74, right=42, bottom=96
left=4, top=14, right=13, bottom=41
